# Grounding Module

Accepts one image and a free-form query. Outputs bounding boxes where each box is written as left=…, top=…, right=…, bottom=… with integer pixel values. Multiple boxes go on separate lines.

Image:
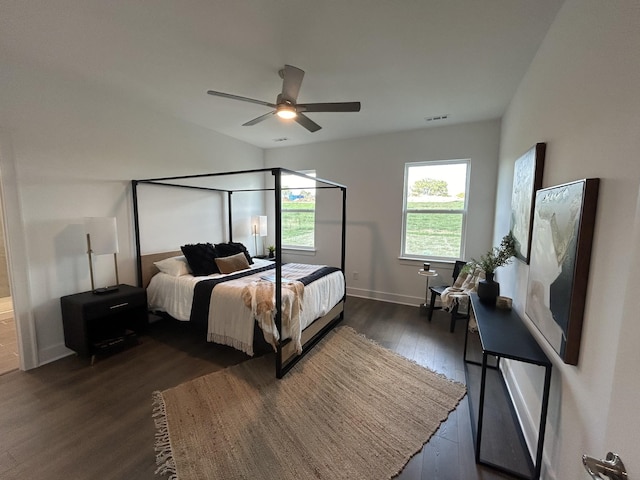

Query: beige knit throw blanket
left=241, top=279, right=305, bottom=353
left=440, top=267, right=485, bottom=313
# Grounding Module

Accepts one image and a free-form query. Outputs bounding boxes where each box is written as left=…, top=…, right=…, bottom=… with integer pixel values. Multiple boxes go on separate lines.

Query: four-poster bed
left=131, top=168, right=346, bottom=378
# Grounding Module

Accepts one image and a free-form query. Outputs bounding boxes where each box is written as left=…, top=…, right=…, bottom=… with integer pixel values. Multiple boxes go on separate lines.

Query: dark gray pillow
left=214, top=242, right=253, bottom=265
left=180, top=243, right=219, bottom=275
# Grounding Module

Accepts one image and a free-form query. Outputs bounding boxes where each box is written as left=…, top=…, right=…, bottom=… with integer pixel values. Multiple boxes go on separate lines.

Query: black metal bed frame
left=131, top=167, right=347, bottom=378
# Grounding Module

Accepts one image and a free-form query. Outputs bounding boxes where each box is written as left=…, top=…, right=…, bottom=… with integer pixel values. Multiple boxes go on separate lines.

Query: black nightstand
left=61, top=284, right=148, bottom=364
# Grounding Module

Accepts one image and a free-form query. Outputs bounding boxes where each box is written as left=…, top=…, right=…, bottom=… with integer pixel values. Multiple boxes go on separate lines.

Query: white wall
left=496, top=1, right=640, bottom=478
left=136, top=174, right=265, bottom=255
left=0, top=60, right=264, bottom=367
left=265, top=120, right=501, bottom=305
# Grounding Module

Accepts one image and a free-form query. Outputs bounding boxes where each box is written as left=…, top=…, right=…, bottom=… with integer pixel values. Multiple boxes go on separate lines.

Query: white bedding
left=147, top=258, right=273, bottom=321
left=147, top=259, right=345, bottom=355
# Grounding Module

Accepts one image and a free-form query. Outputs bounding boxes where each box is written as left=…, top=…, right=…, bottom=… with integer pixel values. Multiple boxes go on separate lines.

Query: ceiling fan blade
left=295, top=113, right=322, bottom=133
left=280, top=65, right=305, bottom=103
left=242, top=111, right=275, bottom=126
left=297, top=102, right=361, bottom=113
left=207, top=90, right=276, bottom=108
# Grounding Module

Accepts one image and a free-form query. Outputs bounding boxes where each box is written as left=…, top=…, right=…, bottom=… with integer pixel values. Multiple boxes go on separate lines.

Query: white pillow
left=154, top=256, right=191, bottom=277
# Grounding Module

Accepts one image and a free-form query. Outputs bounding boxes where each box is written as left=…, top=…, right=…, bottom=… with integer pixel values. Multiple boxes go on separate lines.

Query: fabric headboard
left=140, top=250, right=182, bottom=288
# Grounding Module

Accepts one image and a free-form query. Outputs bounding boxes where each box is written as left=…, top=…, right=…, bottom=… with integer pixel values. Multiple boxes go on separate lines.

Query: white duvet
left=147, top=259, right=345, bottom=355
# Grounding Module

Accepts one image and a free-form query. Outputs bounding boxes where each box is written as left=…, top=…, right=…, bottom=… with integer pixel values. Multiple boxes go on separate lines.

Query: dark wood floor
left=0, top=296, right=521, bottom=479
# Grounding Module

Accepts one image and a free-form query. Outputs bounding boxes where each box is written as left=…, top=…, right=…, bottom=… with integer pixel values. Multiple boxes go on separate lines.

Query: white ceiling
left=1, top=0, right=564, bottom=149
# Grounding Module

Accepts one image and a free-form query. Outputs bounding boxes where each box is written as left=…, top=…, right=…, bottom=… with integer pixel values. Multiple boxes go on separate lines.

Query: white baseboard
left=346, top=287, right=444, bottom=309
left=501, top=360, right=555, bottom=479
left=346, top=287, right=421, bottom=306
left=38, top=343, right=74, bottom=366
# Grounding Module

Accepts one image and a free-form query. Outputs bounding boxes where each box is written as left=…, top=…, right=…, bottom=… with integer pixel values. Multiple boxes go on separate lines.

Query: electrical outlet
left=353, top=271, right=359, bottom=280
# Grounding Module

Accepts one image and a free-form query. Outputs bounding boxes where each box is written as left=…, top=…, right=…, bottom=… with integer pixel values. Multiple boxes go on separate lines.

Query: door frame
left=0, top=129, right=38, bottom=370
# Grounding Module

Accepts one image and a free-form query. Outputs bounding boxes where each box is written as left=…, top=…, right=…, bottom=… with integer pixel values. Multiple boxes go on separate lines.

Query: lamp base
left=93, top=285, right=120, bottom=295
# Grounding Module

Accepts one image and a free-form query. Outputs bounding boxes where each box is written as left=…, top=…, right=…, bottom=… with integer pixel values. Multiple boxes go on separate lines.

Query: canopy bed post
left=273, top=168, right=284, bottom=378
left=131, top=180, right=143, bottom=288
left=341, top=186, right=347, bottom=275
left=227, top=191, right=233, bottom=242
left=339, top=185, right=347, bottom=320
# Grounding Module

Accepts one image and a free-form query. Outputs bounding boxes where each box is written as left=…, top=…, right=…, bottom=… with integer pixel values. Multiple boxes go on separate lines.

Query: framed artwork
left=510, top=143, right=546, bottom=263
left=525, top=178, right=599, bottom=365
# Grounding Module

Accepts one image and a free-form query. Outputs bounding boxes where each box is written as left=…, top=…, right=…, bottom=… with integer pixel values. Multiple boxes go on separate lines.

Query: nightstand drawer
left=82, top=292, right=146, bottom=320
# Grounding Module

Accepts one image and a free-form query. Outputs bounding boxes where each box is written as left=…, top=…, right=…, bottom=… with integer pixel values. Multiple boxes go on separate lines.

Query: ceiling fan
left=207, top=65, right=361, bottom=133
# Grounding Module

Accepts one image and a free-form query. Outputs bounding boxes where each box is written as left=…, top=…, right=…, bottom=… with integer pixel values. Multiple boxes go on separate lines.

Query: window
left=402, top=160, right=469, bottom=260
left=281, top=170, right=316, bottom=249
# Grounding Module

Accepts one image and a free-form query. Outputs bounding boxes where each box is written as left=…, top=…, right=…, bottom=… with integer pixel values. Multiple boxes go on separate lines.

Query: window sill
left=397, top=257, right=456, bottom=267
left=282, top=247, right=316, bottom=256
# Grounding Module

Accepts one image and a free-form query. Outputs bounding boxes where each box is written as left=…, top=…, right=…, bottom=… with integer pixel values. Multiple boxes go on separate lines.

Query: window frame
left=401, top=159, right=470, bottom=261
left=281, top=170, right=317, bottom=250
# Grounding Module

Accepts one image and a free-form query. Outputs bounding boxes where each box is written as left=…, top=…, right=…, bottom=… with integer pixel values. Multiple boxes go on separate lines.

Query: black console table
left=464, top=293, right=552, bottom=480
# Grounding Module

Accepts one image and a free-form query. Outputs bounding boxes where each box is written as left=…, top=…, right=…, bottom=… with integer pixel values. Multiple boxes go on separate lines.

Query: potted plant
left=267, top=245, right=275, bottom=258
left=466, top=232, right=516, bottom=304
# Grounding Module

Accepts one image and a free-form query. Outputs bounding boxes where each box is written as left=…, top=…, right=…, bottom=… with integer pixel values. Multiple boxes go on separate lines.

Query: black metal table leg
left=476, top=351, right=488, bottom=463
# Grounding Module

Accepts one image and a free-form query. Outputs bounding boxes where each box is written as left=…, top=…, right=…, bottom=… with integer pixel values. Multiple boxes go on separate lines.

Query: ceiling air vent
left=424, top=114, right=449, bottom=123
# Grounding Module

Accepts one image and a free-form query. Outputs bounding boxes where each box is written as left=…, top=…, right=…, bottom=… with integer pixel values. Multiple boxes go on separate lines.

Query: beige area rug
left=152, top=326, right=466, bottom=480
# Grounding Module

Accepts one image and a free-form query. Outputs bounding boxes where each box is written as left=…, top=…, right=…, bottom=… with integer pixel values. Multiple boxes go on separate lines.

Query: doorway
left=0, top=298, right=17, bottom=374
left=0, top=190, right=17, bottom=374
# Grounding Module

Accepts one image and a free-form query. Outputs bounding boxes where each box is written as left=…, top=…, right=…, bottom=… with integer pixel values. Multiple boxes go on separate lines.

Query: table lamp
left=252, top=215, right=268, bottom=256
left=85, top=217, right=119, bottom=294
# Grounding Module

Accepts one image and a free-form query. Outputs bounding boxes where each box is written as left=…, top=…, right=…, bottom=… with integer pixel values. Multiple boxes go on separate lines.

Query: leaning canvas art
left=510, top=143, right=545, bottom=263
left=525, top=178, right=599, bottom=365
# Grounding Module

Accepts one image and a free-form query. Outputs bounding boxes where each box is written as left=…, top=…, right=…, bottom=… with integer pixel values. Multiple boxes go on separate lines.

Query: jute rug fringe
left=152, top=391, right=177, bottom=480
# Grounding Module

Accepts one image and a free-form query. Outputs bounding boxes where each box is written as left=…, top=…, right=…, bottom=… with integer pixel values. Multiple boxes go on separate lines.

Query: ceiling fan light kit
left=276, top=104, right=297, bottom=119
left=207, top=64, right=361, bottom=132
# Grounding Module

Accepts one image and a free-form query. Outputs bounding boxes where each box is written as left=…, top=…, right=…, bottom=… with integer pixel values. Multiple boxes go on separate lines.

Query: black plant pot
left=477, top=272, right=500, bottom=305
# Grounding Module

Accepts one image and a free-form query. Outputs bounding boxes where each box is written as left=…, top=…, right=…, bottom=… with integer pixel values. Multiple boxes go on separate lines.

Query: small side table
left=253, top=255, right=276, bottom=262
left=61, top=284, right=148, bottom=364
left=418, top=269, right=438, bottom=315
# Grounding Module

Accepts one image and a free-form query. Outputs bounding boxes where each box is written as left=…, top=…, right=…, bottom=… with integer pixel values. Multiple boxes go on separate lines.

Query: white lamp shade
left=85, top=217, right=119, bottom=255
left=252, top=215, right=268, bottom=237
left=258, top=215, right=267, bottom=237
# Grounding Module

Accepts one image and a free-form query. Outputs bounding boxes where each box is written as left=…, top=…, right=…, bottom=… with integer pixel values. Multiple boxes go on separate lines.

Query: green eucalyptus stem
left=466, top=232, right=517, bottom=275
